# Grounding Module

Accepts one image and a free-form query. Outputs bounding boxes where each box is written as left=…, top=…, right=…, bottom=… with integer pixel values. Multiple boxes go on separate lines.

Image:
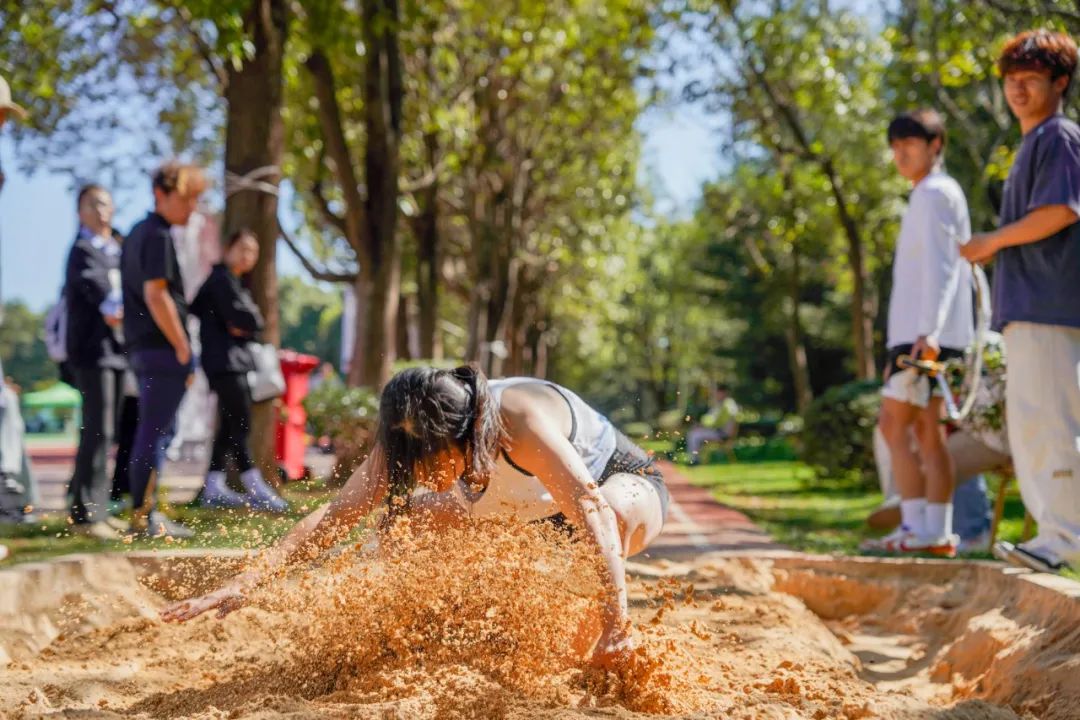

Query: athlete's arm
left=161, top=454, right=389, bottom=622
left=499, top=393, right=631, bottom=668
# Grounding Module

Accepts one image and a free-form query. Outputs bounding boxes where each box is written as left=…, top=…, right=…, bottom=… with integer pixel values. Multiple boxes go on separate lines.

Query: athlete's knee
left=600, top=474, right=664, bottom=550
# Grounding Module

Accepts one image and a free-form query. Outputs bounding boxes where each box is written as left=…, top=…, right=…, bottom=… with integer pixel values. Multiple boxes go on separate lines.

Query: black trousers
left=110, top=393, right=139, bottom=501
left=70, top=366, right=124, bottom=523
left=208, top=372, right=255, bottom=474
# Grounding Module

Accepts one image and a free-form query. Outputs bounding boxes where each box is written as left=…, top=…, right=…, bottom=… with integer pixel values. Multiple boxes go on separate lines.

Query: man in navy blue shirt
left=122, top=162, right=207, bottom=538
left=963, top=29, right=1080, bottom=573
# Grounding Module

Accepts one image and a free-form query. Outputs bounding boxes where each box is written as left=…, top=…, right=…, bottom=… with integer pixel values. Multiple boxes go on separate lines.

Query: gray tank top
left=448, top=378, right=617, bottom=522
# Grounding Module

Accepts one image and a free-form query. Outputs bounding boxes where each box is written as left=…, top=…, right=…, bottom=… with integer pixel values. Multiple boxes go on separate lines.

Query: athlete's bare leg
left=598, top=473, right=667, bottom=558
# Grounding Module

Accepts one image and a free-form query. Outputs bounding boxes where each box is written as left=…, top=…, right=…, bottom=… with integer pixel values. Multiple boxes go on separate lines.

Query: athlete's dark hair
left=375, top=364, right=506, bottom=512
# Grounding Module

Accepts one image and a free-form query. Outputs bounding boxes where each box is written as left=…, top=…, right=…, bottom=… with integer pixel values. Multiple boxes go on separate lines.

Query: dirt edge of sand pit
left=767, top=555, right=1080, bottom=720
left=1, top=550, right=1077, bottom=719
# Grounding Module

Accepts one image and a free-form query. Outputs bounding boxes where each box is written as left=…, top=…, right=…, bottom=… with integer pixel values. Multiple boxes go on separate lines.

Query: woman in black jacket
left=192, top=229, right=287, bottom=512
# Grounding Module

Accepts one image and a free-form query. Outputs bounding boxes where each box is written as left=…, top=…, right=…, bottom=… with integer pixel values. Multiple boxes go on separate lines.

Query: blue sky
left=0, top=103, right=719, bottom=312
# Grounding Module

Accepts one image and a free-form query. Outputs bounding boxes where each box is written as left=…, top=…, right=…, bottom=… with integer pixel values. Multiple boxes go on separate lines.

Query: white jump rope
left=897, top=262, right=991, bottom=422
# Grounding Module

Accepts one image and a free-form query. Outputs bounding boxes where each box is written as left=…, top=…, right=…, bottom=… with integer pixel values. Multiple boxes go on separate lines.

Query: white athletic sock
left=925, top=502, right=953, bottom=540
left=900, top=498, right=927, bottom=536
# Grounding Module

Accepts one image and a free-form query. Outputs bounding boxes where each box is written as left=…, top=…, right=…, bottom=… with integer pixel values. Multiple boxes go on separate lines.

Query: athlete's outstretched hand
left=590, top=627, right=635, bottom=670
left=161, top=586, right=247, bottom=623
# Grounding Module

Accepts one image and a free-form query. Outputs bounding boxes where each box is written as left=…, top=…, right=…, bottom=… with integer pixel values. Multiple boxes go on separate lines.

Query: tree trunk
left=466, top=221, right=501, bottom=368
left=509, top=265, right=548, bottom=377
left=465, top=281, right=489, bottom=364
left=223, top=0, right=288, bottom=482
left=785, top=244, right=813, bottom=414
left=396, top=292, right=419, bottom=361
left=821, top=159, right=875, bottom=381
left=346, top=273, right=372, bottom=386
left=744, top=51, right=876, bottom=381
left=778, top=163, right=813, bottom=413
left=485, top=254, right=517, bottom=378
left=356, top=0, right=403, bottom=389
left=414, top=177, right=440, bottom=360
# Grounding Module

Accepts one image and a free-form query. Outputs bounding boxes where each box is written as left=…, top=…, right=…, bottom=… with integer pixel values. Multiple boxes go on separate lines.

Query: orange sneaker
left=861, top=529, right=958, bottom=558
left=906, top=534, right=959, bottom=558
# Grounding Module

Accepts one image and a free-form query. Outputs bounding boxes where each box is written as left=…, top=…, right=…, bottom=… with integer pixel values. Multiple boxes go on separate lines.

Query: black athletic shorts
left=542, top=428, right=670, bottom=532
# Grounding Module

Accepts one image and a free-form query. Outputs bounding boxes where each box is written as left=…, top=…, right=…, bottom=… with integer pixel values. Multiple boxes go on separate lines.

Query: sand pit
left=2, top=529, right=1078, bottom=719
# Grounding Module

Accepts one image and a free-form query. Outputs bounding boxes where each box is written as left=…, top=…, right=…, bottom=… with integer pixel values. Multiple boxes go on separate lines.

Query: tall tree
left=284, top=0, right=650, bottom=384
left=684, top=0, right=902, bottom=379
left=214, top=0, right=291, bottom=471
left=292, top=0, right=403, bottom=388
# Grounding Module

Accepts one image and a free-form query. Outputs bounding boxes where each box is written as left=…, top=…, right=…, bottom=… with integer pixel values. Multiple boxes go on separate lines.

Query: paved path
left=647, top=460, right=783, bottom=558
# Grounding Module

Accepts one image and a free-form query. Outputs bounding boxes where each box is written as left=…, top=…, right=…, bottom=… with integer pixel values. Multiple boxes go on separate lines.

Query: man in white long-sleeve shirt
left=867, top=109, right=974, bottom=558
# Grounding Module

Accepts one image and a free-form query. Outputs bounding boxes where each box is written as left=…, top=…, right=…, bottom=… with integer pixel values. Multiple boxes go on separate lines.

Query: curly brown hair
left=998, top=29, right=1078, bottom=92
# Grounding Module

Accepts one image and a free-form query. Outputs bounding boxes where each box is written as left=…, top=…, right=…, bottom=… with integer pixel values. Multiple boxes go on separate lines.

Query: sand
left=1, top=523, right=1076, bottom=719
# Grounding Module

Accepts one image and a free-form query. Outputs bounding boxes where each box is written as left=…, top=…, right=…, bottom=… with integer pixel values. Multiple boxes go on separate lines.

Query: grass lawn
left=0, top=481, right=339, bottom=567
left=678, top=460, right=1070, bottom=575
left=3, top=459, right=1076, bottom=583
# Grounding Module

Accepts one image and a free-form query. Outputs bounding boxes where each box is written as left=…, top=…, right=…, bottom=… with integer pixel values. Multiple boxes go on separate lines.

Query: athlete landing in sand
left=163, top=365, right=671, bottom=668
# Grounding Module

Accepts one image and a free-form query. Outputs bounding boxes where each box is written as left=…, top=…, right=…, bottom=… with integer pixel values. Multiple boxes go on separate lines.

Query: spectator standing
left=121, top=162, right=207, bottom=538
left=64, top=184, right=127, bottom=538
left=0, top=75, right=29, bottom=562
left=686, top=385, right=740, bottom=464
left=191, top=229, right=287, bottom=511
left=962, top=30, right=1080, bottom=573
left=868, top=426, right=1003, bottom=553
left=869, top=109, right=974, bottom=557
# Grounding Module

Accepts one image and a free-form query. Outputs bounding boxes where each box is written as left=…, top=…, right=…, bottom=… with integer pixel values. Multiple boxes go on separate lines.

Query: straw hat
left=0, top=75, right=28, bottom=121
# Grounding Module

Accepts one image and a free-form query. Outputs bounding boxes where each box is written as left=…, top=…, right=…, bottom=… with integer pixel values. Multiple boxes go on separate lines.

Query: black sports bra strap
left=496, top=380, right=578, bottom=479
left=502, top=450, right=536, bottom=477
left=544, top=383, right=578, bottom=444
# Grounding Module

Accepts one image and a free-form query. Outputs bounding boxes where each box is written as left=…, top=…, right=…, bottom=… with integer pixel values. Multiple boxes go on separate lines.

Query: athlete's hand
left=160, top=587, right=247, bottom=623
left=590, top=625, right=635, bottom=670
left=911, top=335, right=939, bottom=362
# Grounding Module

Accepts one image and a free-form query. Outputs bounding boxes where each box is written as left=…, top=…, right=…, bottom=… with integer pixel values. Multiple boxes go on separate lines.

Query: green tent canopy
left=21, top=382, right=82, bottom=409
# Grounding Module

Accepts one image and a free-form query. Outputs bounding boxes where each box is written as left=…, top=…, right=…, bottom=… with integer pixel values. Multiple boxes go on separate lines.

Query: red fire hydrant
left=275, top=350, right=320, bottom=482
